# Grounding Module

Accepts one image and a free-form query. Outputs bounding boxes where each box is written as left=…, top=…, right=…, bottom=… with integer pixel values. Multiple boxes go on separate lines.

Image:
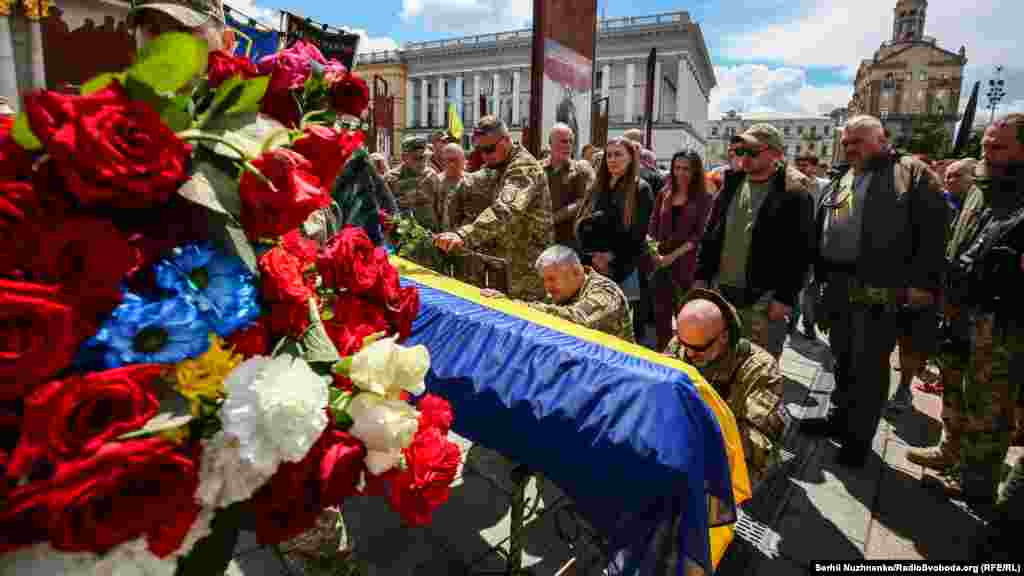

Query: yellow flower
left=160, top=426, right=190, bottom=444
left=173, top=334, right=243, bottom=415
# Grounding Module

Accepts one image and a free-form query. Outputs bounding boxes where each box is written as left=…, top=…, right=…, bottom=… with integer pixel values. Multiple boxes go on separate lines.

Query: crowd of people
left=373, top=112, right=1023, bottom=560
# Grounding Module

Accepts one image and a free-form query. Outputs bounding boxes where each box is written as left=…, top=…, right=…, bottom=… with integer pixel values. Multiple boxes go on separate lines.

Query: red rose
left=251, top=429, right=365, bottom=545
left=0, top=136, right=32, bottom=182
left=417, top=394, right=454, bottom=435
left=23, top=82, right=192, bottom=209
left=258, top=246, right=315, bottom=337
left=0, top=402, right=19, bottom=493
left=240, top=147, right=330, bottom=239
left=0, top=280, right=91, bottom=402
left=1, top=438, right=201, bottom=556
left=16, top=216, right=135, bottom=313
left=0, top=116, right=13, bottom=134
left=207, top=49, right=260, bottom=88
left=0, top=181, right=39, bottom=275
left=259, top=87, right=301, bottom=128
left=369, top=247, right=400, bottom=304
left=280, top=229, right=319, bottom=264
left=225, top=317, right=270, bottom=357
left=386, top=285, right=420, bottom=340
left=317, top=226, right=379, bottom=294
left=116, top=195, right=211, bottom=283
left=324, top=319, right=382, bottom=358
left=5, top=365, right=165, bottom=479
left=332, top=72, right=369, bottom=118
left=292, top=125, right=365, bottom=188
left=387, top=427, right=460, bottom=526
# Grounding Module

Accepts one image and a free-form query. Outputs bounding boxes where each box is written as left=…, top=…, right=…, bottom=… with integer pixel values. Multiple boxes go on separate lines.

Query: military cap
left=129, top=0, right=225, bottom=27
left=737, top=123, right=784, bottom=152
left=402, top=135, right=428, bottom=153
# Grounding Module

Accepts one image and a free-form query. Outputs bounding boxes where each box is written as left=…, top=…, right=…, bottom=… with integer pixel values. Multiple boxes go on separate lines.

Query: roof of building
left=711, top=111, right=832, bottom=122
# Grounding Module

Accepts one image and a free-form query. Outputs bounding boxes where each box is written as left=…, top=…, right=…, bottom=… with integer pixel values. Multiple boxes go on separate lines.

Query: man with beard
left=805, top=115, right=947, bottom=468
left=664, top=288, right=788, bottom=483
left=434, top=116, right=554, bottom=301
left=909, top=114, right=1024, bottom=525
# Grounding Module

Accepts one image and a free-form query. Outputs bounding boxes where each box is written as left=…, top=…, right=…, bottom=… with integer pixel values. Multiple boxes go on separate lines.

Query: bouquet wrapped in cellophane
left=0, top=34, right=459, bottom=575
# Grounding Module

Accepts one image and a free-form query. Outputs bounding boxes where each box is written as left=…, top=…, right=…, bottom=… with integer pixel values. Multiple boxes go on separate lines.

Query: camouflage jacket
left=436, top=173, right=466, bottom=230
left=455, top=144, right=555, bottom=301
left=447, top=168, right=498, bottom=229
left=385, top=165, right=441, bottom=231
left=665, top=336, right=787, bottom=482
left=544, top=157, right=595, bottom=245
left=527, top=269, right=635, bottom=342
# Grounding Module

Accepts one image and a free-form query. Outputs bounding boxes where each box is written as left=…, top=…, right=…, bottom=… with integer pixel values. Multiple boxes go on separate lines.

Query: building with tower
left=848, top=0, right=967, bottom=147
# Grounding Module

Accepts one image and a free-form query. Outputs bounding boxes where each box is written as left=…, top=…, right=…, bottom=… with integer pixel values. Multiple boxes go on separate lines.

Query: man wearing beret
left=434, top=116, right=554, bottom=301
left=695, top=123, right=816, bottom=361
left=385, top=135, right=442, bottom=231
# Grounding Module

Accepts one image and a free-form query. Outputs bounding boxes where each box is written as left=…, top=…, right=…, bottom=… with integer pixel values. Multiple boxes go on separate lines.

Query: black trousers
left=824, top=277, right=900, bottom=455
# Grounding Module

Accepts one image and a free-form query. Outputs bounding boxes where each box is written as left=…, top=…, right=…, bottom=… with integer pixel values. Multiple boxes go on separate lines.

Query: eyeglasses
left=678, top=329, right=724, bottom=353
left=733, top=147, right=764, bottom=158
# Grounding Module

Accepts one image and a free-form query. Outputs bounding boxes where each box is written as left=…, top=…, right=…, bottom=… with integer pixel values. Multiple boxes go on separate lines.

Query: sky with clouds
left=235, top=0, right=1023, bottom=122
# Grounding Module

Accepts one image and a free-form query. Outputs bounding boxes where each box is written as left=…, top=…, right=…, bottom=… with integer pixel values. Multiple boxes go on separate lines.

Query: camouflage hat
left=473, top=115, right=507, bottom=139
left=402, top=135, right=428, bottom=153
left=129, top=0, right=225, bottom=28
left=737, top=124, right=784, bottom=152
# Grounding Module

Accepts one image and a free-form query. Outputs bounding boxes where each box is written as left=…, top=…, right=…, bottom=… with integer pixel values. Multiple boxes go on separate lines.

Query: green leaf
left=225, top=76, right=269, bottom=116
left=81, top=72, right=124, bottom=95
left=206, top=211, right=258, bottom=274
left=332, top=357, right=353, bottom=376
left=178, top=161, right=242, bottom=218
left=198, top=112, right=290, bottom=160
left=300, top=298, right=341, bottom=365
left=121, top=75, right=192, bottom=132
left=11, top=113, right=42, bottom=151
left=128, top=32, right=208, bottom=95
left=118, top=386, right=193, bottom=440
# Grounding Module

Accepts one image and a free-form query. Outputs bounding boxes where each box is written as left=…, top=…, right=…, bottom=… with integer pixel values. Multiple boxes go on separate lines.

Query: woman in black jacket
left=574, top=137, right=654, bottom=288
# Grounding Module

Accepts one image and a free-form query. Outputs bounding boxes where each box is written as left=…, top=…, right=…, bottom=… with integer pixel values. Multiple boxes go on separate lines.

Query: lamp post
left=986, top=65, right=1006, bottom=124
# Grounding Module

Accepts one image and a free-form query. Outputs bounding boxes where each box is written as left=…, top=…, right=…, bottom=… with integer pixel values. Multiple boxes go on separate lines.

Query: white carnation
left=221, top=355, right=330, bottom=476
left=349, top=337, right=429, bottom=400
left=197, top=431, right=274, bottom=508
left=348, top=393, right=419, bottom=474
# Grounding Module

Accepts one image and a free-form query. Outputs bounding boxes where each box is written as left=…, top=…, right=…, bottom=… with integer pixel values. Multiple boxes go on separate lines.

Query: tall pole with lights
left=987, top=65, right=1006, bottom=124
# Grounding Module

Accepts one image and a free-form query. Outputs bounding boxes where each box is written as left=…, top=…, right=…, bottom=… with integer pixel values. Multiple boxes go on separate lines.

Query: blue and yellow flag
left=447, top=102, right=463, bottom=141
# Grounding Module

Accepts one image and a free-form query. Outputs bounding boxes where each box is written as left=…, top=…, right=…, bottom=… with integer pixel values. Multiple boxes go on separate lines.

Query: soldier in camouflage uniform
left=436, top=143, right=467, bottom=230
left=664, top=288, right=788, bottom=484
left=384, top=136, right=442, bottom=231
left=907, top=115, right=1024, bottom=516
left=481, top=245, right=634, bottom=342
left=434, top=116, right=554, bottom=302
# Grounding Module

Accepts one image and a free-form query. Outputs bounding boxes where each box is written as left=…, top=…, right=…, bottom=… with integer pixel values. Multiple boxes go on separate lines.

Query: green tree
left=899, top=115, right=952, bottom=158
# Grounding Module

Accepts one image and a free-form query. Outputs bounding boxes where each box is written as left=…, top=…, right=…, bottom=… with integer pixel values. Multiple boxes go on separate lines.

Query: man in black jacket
left=695, top=124, right=816, bottom=360
left=805, top=115, right=947, bottom=468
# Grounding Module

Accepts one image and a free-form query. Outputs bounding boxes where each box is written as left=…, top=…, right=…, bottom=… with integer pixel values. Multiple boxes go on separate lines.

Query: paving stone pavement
left=228, top=325, right=1019, bottom=575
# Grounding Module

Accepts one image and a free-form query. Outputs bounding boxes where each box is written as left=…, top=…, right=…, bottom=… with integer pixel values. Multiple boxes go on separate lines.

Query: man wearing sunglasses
left=665, top=288, right=787, bottom=484
left=384, top=136, right=442, bottom=231
left=434, top=116, right=554, bottom=301
left=694, top=124, right=816, bottom=362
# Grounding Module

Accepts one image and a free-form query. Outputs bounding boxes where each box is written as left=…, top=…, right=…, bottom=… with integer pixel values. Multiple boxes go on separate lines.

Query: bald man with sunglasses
left=665, top=288, right=788, bottom=484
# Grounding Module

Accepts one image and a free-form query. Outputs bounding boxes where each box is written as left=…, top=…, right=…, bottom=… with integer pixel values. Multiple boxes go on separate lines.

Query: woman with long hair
left=649, top=149, right=713, bottom=350
left=574, top=137, right=655, bottom=291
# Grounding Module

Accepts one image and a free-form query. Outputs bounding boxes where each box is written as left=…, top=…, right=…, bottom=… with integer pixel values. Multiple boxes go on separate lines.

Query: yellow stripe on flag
left=448, top=103, right=464, bottom=141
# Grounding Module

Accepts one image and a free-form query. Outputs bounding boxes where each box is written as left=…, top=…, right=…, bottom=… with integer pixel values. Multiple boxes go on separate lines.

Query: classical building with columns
left=706, top=111, right=836, bottom=165
left=356, top=11, right=715, bottom=165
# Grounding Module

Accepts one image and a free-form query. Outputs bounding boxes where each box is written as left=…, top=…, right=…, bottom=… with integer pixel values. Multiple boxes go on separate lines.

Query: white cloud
left=225, top=0, right=278, bottom=27
left=401, top=0, right=531, bottom=36
left=344, top=28, right=400, bottom=53
left=709, top=64, right=852, bottom=118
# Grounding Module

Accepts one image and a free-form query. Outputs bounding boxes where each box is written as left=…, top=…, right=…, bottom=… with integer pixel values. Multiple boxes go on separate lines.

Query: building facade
left=705, top=111, right=836, bottom=165
left=356, top=52, right=407, bottom=160
left=848, top=0, right=967, bottom=146
left=356, top=11, right=716, bottom=163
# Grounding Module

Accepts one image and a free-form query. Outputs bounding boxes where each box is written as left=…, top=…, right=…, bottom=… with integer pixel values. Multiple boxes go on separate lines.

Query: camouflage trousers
left=936, top=311, right=1022, bottom=510
left=737, top=296, right=787, bottom=361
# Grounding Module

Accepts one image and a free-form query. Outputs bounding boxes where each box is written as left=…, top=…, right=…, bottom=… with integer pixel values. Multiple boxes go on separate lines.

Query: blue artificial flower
left=87, top=292, right=212, bottom=368
left=154, top=243, right=261, bottom=338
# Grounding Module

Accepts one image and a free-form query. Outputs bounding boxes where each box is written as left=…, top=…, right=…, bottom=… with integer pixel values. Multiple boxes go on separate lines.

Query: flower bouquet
left=0, top=33, right=459, bottom=575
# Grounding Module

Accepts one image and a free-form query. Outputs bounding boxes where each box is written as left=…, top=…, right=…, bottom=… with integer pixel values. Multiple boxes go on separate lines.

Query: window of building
left=784, top=126, right=791, bottom=136
left=824, top=125, right=831, bottom=135
left=595, top=71, right=603, bottom=91
left=711, top=127, right=719, bottom=136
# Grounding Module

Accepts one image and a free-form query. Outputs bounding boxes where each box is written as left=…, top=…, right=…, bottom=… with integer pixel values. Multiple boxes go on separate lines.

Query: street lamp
left=986, top=65, right=1006, bottom=124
